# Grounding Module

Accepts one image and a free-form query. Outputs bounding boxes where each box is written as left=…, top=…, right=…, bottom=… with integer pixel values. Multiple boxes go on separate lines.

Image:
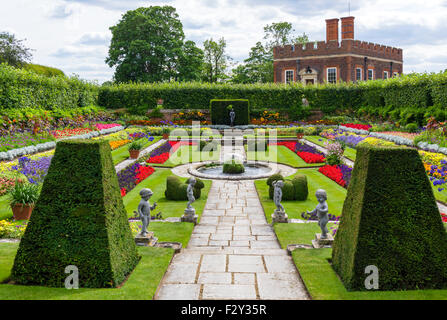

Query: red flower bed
left=297, top=151, right=326, bottom=163
left=319, top=165, right=347, bottom=187
left=120, top=188, right=127, bottom=197
left=50, top=128, right=93, bottom=139
left=271, top=141, right=297, bottom=152
left=341, top=123, right=372, bottom=131
left=169, top=141, right=196, bottom=153
left=147, top=153, right=170, bottom=164
left=136, top=165, right=155, bottom=184
left=442, top=213, right=447, bottom=223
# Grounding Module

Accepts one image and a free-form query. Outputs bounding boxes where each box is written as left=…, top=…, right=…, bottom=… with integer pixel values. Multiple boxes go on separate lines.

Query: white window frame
left=356, top=68, right=362, bottom=81
left=285, top=70, right=294, bottom=84
left=383, top=71, right=389, bottom=79
left=326, top=67, right=337, bottom=84
left=368, top=69, right=374, bottom=81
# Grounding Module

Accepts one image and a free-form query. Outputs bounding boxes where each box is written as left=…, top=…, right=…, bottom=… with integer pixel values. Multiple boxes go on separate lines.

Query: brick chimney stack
left=326, top=18, right=339, bottom=42
left=341, top=16, right=355, bottom=40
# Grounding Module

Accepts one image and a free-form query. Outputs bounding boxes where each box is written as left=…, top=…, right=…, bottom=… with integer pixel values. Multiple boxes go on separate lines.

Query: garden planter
left=12, top=203, right=34, bottom=220
left=129, top=150, right=141, bottom=159
left=296, top=134, right=304, bottom=140
left=163, top=134, right=169, bottom=139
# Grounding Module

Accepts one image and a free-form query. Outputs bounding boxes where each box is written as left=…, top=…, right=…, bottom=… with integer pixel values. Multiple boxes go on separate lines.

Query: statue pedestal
left=312, top=233, right=334, bottom=248
left=272, top=210, right=288, bottom=223
left=181, top=208, right=198, bottom=225
left=135, top=232, right=158, bottom=247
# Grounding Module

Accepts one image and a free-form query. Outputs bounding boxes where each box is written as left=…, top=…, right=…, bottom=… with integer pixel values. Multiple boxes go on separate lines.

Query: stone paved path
left=154, top=179, right=309, bottom=300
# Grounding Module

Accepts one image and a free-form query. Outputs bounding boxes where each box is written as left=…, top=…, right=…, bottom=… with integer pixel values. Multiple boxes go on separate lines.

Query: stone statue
left=186, top=178, right=196, bottom=210
left=136, top=188, right=157, bottom=236
left=272, top=180, right=285, bottom=212
left=182, top=178, right=198, bottom=224
left=271, top=180, right=288, bottom=223
left=229, top=109, right=236, bottom=127
left=307, top=189, right=329, bottom=239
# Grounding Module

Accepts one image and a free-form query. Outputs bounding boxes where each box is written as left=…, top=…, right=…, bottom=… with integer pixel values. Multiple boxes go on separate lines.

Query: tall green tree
left=231, top=23, right=309, bottom=84
left=177, top=40, right=204, bottom=82
left=202, top=37, right=231, bottom=83
left=0, top=32, right=32, bottom=68
left=106, top=6, right=203, bottom=83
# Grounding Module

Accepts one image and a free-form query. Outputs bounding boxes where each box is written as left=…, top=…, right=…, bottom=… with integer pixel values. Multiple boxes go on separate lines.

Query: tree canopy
left=202, top=37, right=231, bottom=83
left=0, top=32, right=33, bottom=68
left=106, top=6, right=203, bottom=83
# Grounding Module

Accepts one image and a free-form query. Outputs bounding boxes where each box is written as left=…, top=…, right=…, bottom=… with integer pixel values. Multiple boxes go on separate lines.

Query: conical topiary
left=11, top=140, right=140, bottom=288
left=332, top=145, right=447, bottom=291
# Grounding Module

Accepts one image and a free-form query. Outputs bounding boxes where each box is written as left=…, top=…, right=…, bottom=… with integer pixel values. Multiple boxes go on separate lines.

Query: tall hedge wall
left=11, top=139, right=139, bottom=288
left=0, top=63, right=98, bottom=110
left=332, top=145, right=447, bottom=291
left=97, top=72, right=447, bottom=117
left=210, top=99, right=250, bottom=125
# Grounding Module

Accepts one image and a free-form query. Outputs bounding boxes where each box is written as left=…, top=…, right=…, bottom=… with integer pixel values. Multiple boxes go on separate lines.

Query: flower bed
left=296, top=151, right=325, bottom=163
left=0, top=220, right=28, bottom=238
left=341, top=123, right=372, bottom=131
left=117, top=163, right=156, bottom=196
left=0, top=176, right=16, bottom=196
left=0, top=132, right=55, bottom=152
left=94, top=123, right=121, bottom=130
left=50, top=127, right=93, bottom=139
left=271, top=141, right=326, bottom=163
left=145, top=141, right=195, bottom=164
left=318, top=164, right=352, bottom=188
left=110, top=139, right=131, bottom=150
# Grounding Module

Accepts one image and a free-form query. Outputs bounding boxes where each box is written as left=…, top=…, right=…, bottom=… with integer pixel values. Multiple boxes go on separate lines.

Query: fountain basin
left=188, top=161, right=278, bottom=180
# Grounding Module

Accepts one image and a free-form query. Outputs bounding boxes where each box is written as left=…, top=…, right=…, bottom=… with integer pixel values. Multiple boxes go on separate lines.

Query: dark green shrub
left=11, top=140, right=139, bottom=288
left=332, top=145, right=447, bottom=291
left=405, top=123, right=419, bottom=133
left=210, top=99, right=250, bottom=125
left=24, top=63, right=65, bottom=77
left=267, top=174, right=284, bottom=199
left=165, top=176, right=204, bottom=200
left=292, top=174, right=308, bottom=201
left=282, top=180, right=295, bottom=200
left=223, top=160, right=245, bottom=174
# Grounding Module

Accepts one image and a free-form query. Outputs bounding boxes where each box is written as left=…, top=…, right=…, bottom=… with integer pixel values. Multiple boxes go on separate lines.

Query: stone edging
left=187, top=161, right=279, bottom=180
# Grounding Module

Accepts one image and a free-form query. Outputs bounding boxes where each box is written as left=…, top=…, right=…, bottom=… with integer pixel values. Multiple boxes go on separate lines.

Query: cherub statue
left=186, top=178, right=196, bottom=210
left=272, top=180, right=285, bottom=212
left=134, top=188, right=157, bottom=236
left=307, top=189, right=329, bottom=239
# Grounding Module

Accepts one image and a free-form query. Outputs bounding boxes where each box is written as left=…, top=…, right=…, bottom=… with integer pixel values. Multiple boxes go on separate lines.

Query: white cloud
left=0, top=0, right=446, bottom=83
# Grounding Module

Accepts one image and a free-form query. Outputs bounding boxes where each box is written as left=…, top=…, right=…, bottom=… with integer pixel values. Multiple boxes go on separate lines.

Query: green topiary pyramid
left=11, top=140, right=140, bottom=288
left=332, top=145, right=447, bottom=291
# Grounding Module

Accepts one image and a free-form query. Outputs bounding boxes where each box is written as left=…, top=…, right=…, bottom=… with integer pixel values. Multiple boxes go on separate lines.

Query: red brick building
left=273, top=17, right=403, bottom=84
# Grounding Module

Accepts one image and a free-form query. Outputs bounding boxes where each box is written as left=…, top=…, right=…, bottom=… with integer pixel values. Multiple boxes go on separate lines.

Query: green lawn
left=255, top=168, right=347, bottom=223
left=111, top=137, right=161, bottom=165
left=0, top=195, right=12, bottom=220
left=123, top=168, right=211, bottom=222
left=305, top=136, right=357, bottom=161
left=246, top=145, right=323, bottom=168
left=150, top=145, right=220, bottom=168
left=0, top=243, right=173, bottom=300
left=292, top=248, right=447, bottom=300
left=274, top=223, right=337, bottom=248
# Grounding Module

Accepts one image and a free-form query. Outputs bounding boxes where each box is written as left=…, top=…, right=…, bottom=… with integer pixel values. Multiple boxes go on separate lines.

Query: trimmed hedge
left=165, top=176, right=204, bottom=200
left=24, top=63, right=65, bottom=77
left=223, top=160, right=245, bottom=174
left=11, top=139, right=139, bottom=288
left=210, top=99, right=250, bottom=125
left=332, top=145, right=447, bottom=291
left=0, top=63, right=98, bottom=110
left=267, top=173, right=308, bottom=201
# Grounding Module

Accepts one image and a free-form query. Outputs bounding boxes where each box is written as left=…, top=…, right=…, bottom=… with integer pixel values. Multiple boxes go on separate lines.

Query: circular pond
left=188, top=161, right=278, bottom=180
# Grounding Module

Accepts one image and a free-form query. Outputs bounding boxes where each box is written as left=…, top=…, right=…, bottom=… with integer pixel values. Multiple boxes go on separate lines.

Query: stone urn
left=296, top=133, right=304, bottom=140
left=12, top=203, right=34, bottom=220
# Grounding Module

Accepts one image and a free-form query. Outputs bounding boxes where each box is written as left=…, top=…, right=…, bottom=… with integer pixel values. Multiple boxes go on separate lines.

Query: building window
left=383, top=71, right=389, bottom=79
left=356, top=68, right=362, bottom=81
left=393, top=72, right=399, bottom=77
left=327, top=67, right=337, bottom=84
left=368, top=69, right=374, bottom=81
left=285, top=70, right=294, bottom=84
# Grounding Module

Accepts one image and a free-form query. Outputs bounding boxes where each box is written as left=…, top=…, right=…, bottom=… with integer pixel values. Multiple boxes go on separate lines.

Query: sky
left=1, top=0, right=447, bottom=83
